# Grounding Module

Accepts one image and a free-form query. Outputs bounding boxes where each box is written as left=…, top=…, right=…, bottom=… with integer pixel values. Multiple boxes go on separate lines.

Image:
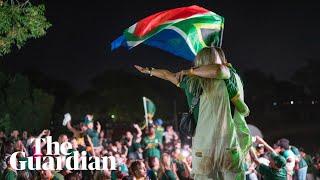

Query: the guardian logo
left=9, top=136, right=116, bottom=171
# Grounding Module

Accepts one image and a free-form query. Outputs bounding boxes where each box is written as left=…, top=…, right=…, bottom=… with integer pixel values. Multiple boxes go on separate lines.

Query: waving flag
left=143, top=97, right=156, bottom=117
left=142, top=97, right=156, bottom=129
left=111, top=5, right=224, bottom=61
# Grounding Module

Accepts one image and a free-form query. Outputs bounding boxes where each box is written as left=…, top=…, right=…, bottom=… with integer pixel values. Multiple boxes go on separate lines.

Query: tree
left=291, top=59, right=320, bottom=96
left=63, top=70, right=178, bottom=124
left=0, top=0, right=51, bottom=56
left=0, top=71, right=54, bottom=131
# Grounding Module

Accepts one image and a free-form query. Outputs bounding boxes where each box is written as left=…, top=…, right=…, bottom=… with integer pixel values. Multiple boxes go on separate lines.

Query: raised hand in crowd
left=96, top=121, right=101, bottom=133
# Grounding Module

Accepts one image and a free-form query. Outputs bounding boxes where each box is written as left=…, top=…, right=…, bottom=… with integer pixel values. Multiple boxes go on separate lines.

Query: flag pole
left=142, top=97, right=148, bottom=131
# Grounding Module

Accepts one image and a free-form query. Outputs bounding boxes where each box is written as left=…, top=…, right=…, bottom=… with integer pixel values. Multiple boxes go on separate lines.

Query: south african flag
left=111, top=5, right=224, bottom=61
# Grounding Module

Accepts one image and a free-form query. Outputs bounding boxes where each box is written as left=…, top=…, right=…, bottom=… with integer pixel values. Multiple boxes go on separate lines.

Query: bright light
left=290, top=101, right=294, bottom=104
left=111, top=115, right=115, bottom=119
left=273, top=102, right=277, bottom=106
left=181, top=149, right=190, bottom=157
left=312, top=101, right=315, bottom=105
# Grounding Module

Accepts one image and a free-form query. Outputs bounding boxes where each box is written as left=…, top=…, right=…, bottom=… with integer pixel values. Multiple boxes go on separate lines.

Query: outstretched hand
left=134, top=65, right=149, bottom=74
left=41, top=129, right=49, bottom=136
left=133, top=123, right=139, bottom=129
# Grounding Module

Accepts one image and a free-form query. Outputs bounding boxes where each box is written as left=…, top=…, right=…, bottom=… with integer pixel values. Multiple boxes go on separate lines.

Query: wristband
left=146, top=67, right=151, bottom=75
left=189, top=67, right=194, bottom=75
left=150, top=68, right=154, bottom=76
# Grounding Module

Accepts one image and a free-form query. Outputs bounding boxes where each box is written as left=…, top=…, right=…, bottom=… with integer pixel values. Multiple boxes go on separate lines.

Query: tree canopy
left=0, top=0, right=51, bottom=56
left=0, top=71, right=54, bottom=132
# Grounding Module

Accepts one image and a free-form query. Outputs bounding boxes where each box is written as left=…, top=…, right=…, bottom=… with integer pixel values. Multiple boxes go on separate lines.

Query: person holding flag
left=135, top=46, right=252, bottom=180
left=113, top=5, right=251, bottom=179
left=142, top=97, right=156, bottom=129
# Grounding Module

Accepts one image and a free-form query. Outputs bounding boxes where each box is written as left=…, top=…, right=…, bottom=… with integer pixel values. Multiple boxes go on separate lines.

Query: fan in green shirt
left=257, top=162, right=287, bottom=180
left=2, top=167, right=17, bottom=180
left=154, top=118, right=164, bottom=144
left=291, top=146, right=308, bottom=168
left=2, top=156, right=17, bottom=180
left=300, top=149, right=315, bottom=174
left=143, top=126, right=161, bottom=159
left=159, top=153, right=178, bottom=180
left=126, top=124, right=143, bottom=160
left=147, top=156, right=160, bottom=180
left=250, top=136, right=287, bottom=180
left=160, top=170, right=177, bottom=180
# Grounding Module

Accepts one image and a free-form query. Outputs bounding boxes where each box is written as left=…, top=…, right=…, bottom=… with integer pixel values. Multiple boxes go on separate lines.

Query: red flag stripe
left=134, top=5, right=209, bottom=37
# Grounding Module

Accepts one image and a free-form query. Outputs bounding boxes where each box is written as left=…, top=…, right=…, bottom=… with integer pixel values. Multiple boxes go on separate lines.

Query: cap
left=154, top=118, right=163, bottom=126
left=83, top=114, right=93, bottom=125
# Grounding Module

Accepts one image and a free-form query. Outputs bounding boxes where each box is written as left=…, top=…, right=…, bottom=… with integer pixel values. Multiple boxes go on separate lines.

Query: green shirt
left=53, top=172, right=64, bottom=180
left=143, top=136, right=161, bottom=159
left=283, top=149, right=295, bottom=160
left=161, top=170, right=176, bottom=180
left=148, top=169, right=158, bottom=180
left=128, top=137, right=141, bottom=153
left=172, top=159, right=186, bottom=179
left=303, top=154, right=314, bottom=173
left=257, top=164, right=287, bottom=180
left=224, top=65, right=240, bottom=100
left=290, top=146, right=308, bottom=168
left=155, top=126, right=164, bottom=144
left=179, top=65, right=240, bottom=123
left=86, top=128, right=100, bottom=147
left=2, top=168, right=17, bottom=180
left=179, top=76, right=200, bottom=123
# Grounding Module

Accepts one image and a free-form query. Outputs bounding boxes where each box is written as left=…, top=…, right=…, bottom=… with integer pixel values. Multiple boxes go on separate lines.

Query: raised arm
left=133, top=123, right=142, bottom=138
left=134, top=65, right=179, bottom=85
left=249, top=147, right=260, bottom=165
left=134, top=63, right=230, bottom=86
left=67, top=121, right=79, bottom=136
left=255, top=136, right=277, bottom=154
left=179, top=64, right=230, bottom=79
left=36, top=129, right=50, bottom=148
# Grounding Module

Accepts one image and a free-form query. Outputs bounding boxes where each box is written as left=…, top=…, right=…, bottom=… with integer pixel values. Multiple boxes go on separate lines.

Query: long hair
left=158, top=153, right=172, bottom=179
left=130, top=160, right=144, bottom=178
left=188, top=47, right=227, bottom=93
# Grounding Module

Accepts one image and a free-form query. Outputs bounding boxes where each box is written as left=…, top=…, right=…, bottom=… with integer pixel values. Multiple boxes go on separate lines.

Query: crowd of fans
left=0, top=114, right=319, bottom=180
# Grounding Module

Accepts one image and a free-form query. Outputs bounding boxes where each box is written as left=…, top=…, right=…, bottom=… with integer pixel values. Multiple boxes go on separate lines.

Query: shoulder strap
left=190, top=89, right=202, bottom=113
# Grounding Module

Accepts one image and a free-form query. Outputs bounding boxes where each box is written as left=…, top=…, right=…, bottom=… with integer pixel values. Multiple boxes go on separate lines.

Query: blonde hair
left=188, top=47, right=227, bottom=93
left=159, top=153, right=173, bottom=179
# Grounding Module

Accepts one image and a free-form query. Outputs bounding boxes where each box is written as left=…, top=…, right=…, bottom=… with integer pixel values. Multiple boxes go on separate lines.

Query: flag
left=143, top=97, right=156, bottom=117
left=111, top=5, right=224, bottom=61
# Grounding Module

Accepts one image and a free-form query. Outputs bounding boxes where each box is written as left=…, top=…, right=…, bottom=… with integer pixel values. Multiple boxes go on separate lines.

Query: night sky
left=2, top=0, right=319, bottom=90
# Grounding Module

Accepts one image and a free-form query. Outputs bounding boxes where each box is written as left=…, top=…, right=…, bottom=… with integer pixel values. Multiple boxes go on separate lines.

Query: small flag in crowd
left=143, top=97, right=156, bottom=118
left=111, top=5, right=224, bottom=61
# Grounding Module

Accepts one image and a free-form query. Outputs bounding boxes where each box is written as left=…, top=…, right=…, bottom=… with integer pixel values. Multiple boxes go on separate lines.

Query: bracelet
left=145, top=67, right=151, bottom=75
left=187, top=67, right=195, bottom=75
left=190, top=67, right=194, bottom=75
left=150, top=67, right=154, bottom=76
